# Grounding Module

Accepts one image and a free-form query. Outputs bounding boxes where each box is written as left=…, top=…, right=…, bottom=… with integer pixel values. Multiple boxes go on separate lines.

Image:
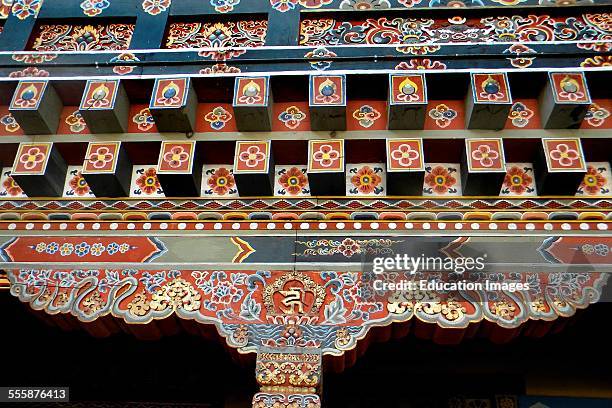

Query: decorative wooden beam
left=385, top=138, right=425, bottom=195
left=309, top=75, right=346, bottom=131
left=10, top=142, right=67, bottom=197
left=9, top=80, right=63, bottom=135
left=233, top=141, right=274, bottom=196
left=81, top=142, right=132, bottom=197
left=465, top=73, right=512, bottom=130
left=535, top=137, right=586, bottom=195
left=307, top=139, right=345, bottom=196
left=461, top=138, right=507, bottom=195
left=539, top=72, right=591, bottom=129
left=149, top=77, right=197, bottom=133
left=79, top=79, right=130, bottom=133
left=387, top=74, right=427, bottom=130
left=233, top=76, right=273, bottom=132
left=156, top=141, right=201, bottom=197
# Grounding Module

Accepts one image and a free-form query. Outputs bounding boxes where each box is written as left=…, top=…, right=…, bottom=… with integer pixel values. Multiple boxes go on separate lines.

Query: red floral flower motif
left=87, top=146, right=114, bottom=169
left=424, top=166, right=456, bottom=194
left=199, top=64, right=241, bottom=74
left=2, top=176, right=23, bottom=196
left=312, top=144, right=340, bottom=168
left=549, top=144, right=579, bottom=167
left=239, top=145, right=266, bottom=168
left=9, top=67, right=49, bottom=77
left=580, top=166, right=607, bottom=195
left=18, top=147, right=46, bottom=170
left=12, top=0, right=42, bottom=20
left=395, top=58, right=446, bottom=70
left=113, top=65, right=135, bottom=75
left=279, top=167, right=308, bottom=195
left=69, top=171, right=91, bottom=196
left=142, top=0, right=171, bottom=16
left=211, top=281, right=240, bottom=304
left=207, top=167, right=235, bottom=196
left=471, top=144, right=500, bottom=168
left=504, top=44, right=537, bottom=68
left=503, top=166, right=533, bottom=195
left=270, top=0, right=299, bottom=12
left=351, top=166, right=382, bottom=194
left=398, top=0, right=424, bottom=6
left=390, top=143, right=420, bottom=167
left=299, top=0, right=333, bottom=8
left=337, top=238, right=361, bottom=258
left=136, top=168, right=161, bottom=195
left=12, top=53, right=57, bottom=64
left=163, top=145, right=190, bottom=168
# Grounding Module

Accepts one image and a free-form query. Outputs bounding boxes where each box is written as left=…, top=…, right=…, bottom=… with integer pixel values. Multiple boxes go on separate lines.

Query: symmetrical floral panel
left=29, top=23, right=135, bottom=51
left=300, top=13, right=612, bottom=52
left=165, top=19, right=268, bottom=59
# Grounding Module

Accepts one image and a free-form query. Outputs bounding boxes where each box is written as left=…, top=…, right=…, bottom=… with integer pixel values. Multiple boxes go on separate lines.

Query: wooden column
left=233, top=76, right=273, bottom=132
left=9, top=80, right=63, bottom=135
left=465, top=73, right=512, bottom=130
left=307, top=139, right=345, bottom=196
left=309, top=75, right=346, bottom=131
left=387, top=74, right=427, bottom=130
left=539, top=72, right=591, bottom=129
left=156, top=141, right=201, bottom=197
left=386, top=138, right=425, bottom=195
left=233, top=141, right=274, bottom=196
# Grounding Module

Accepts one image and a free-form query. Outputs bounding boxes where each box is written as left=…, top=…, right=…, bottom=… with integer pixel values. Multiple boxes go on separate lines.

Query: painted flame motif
left=21, top=84, right=38, bottom=100
left=91, top=83, right=110, bottom=100
left=399, top=77, right=418, bottom=95
left=319, top=78, right=336, bottom=96
left=560, top=76, right=579, bottom=93
left=314, top=78, right=340, bottom=104
left=156, top=81, right=182, bottom=106
left=242, top=80, right=260, bottom=97
left=481, top=75, right=500, bottom=94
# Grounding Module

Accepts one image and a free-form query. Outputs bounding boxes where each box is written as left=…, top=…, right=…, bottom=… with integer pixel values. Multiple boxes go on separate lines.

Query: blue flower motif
left=45, top=242, right=59, bottom=254
left=75, top=242, right=91, bottom=257
left=90, top=243, right=105, bottom=257
left=595, top=244, right=609, bottom=257
left=107, top=242, right=120, bottom=255
left=60, top=243, right=74, bottom=256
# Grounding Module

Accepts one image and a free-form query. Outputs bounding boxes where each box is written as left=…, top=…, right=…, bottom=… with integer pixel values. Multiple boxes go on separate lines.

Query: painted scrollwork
left=7, top=266, right=608, bottom=356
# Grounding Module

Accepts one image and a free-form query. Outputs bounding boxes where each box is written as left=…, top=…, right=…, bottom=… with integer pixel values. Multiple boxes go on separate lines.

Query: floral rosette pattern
left=166, top=20, right=267, bottom=61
